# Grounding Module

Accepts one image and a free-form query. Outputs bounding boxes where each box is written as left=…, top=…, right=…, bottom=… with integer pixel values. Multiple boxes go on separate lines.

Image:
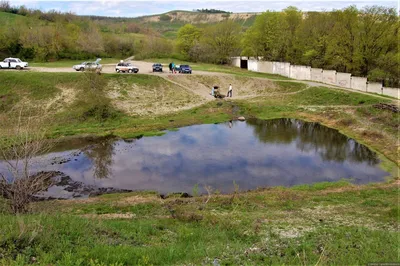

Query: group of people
left=210, top=84, right=233, bottom=98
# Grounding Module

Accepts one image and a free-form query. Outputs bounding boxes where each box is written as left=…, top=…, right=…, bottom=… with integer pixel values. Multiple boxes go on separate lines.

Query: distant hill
left=135, top=10, right=258, bottom=24
left=131, top=10, right=259, bottom=38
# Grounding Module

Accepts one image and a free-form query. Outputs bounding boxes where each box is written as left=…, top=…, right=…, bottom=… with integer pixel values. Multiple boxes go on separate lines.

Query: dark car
left=152, top=63, right=163, bottom=72
left=179, top=65, right=192, bottom=74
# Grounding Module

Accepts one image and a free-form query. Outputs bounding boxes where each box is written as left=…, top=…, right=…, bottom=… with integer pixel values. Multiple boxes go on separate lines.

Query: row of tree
left=177, top=6, right=399, bottom=86
left=0, top=0, right=160, bottom=60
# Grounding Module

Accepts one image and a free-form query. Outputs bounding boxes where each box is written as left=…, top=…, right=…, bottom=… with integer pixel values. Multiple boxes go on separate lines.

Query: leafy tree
left=357, top=6, right=398, bottom=76
left=242, top=11, right=287, bottom=61
left=325, top=6, right=360, bottom=73
left=202, top=20, right=241, bottom=64
left=176, top=24, right=201, bottom=56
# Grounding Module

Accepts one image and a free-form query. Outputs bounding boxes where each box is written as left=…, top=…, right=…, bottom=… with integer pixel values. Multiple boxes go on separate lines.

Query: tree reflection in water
left=246, top=118, right=379, bottom=165
left=83, top=137, right=116, bottom=179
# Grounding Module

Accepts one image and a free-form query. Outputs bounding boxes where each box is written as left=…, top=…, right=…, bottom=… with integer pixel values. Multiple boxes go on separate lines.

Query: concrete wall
left=310, top=68, right=323, bottom=82
left=367, top=82, right=383, bottom=95
left=336, top=72, right=351, bottom=88
left=231, top=57, right=240, bottom=68
left=322, top=70, right=337, bottom=85
left=230, top=56, right=399, bottom=99
left=258, top=61, right=273, bottom=74
left=351, top=77, right=367, bottom=92
left=290, top=65, right=311, bottom=80
left=383, top=87, right=399, bottom=99
left=248, top=59, right=258, bottom=72
left=273, top=62, right=290, bottom=77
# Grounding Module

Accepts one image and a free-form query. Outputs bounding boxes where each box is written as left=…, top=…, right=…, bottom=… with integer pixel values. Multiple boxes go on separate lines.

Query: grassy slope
left=0, top=11, right=28, bottom=27
left=29, top=58, right=122, bottom=67
left=0, top=180, right=398, bottom=265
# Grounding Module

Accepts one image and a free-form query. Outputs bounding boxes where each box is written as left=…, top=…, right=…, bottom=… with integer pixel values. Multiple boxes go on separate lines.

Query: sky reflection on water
left=41, top=118, right=389, bottom=194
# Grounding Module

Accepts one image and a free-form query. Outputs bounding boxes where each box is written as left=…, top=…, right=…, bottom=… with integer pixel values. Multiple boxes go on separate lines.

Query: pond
left=0, top=118, right=390, bottom=198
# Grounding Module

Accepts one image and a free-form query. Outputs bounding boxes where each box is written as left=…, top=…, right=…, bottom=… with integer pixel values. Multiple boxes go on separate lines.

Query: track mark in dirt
left=161, top=75, right=214, bottom=101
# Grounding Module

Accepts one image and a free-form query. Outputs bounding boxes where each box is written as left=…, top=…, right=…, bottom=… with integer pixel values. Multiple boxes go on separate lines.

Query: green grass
left=0, top=180, right=398, bottom=265
left=144, top=58, right=291, bottom=80
left=30, top=58, right=121, bottom=68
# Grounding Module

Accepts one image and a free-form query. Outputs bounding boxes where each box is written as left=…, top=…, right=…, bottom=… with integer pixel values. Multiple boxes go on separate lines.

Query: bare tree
left=0, top=108, right=55, bottom=214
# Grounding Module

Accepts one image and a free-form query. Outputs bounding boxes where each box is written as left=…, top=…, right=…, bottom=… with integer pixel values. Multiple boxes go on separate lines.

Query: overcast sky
left=10, top=0, right=398, bottom=17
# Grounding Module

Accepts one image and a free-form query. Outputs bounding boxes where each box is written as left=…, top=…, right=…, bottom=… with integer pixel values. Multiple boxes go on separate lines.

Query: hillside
left=132, top=10, right=258, bottom=38
left=136, top=10, right=259, bottom=24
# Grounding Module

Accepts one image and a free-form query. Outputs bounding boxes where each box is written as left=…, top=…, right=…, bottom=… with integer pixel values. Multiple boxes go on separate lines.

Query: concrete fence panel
left=367, top=82, right=383, bottom=95
left=290, top=65, right=311, bottom=80
left=336, top=72, right=351, bottom=88
left=310, top=68, right=323, bottom=82
left=231, top=57, right=240, bottom=68
left=322, top=70, right=337, bottom=85
left=383, top=87, right=400, bottom=99
left=273, top=62, right=290, bottom=77
left=351, top=77, right=367, bottom=92
left=248, top=59, right=258, bottom=72
left=258, top=61, right=273, bottom=74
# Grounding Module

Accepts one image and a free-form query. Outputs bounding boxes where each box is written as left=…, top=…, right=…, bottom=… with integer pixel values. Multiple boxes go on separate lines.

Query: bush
left=159, top=14, right=171, bottom=21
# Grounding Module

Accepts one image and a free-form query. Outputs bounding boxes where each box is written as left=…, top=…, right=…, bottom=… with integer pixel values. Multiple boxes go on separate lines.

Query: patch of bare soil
left=117, top=195, right=161, bottom=205
left=141, top=11, right=259, bottom=24
left=81, top=213, right=136, bottom=219
left=165, top=75, right=280, bottom=99
left=106, top=78, right=207, bottom=116
left=45, top=85, right=77, bottom=111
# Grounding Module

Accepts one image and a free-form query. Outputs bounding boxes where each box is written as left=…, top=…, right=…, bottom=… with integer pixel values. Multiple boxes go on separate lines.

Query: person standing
left=169, top=62, right=172, bottom=73
left=227, top=84, right=233, bottom=97
left=171, top=62, right=175, bottom=74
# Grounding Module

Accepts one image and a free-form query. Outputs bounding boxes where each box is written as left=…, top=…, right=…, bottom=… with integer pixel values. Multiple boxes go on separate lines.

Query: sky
left=10, top=0, right=399, bottom=17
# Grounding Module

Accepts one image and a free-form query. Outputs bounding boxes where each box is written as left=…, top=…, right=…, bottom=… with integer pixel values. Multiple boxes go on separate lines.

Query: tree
left=0, top=108, right=54, bottom=214
left=282, top=7, right=302, bottom=61
left=357, top=6, right=398, bottom=76
left=242, top=11, right=287, bottom=61
left=203, top=20, right=241, bottom=64
left=294, top=11, right=334, bottom=67
left=325, top=6, right=360, bottom=73
left=176, top=24, right=201, bottom=56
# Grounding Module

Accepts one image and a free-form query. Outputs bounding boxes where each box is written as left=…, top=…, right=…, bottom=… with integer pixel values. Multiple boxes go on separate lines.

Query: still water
left=1, top=118, right=390, bottom=196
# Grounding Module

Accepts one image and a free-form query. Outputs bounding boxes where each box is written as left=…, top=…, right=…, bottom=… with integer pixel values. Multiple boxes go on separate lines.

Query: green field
left=0, top=180, right=399, bottom=265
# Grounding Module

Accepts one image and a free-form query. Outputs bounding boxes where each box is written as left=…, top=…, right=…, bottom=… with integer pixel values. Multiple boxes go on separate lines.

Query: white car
left=73, top=59, right=102, bottom=71
left=116, top=62, right=139, bottom=73
left=0, top=58, right=28, bottom=70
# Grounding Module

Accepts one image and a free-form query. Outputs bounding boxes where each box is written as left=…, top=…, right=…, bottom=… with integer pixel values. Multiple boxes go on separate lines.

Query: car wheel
left=190, top=71, right=192, bottom=74
left=134, top=70, right=138, bottom=73
left=16, top=65, right=21, bottom=70
left=116, top=69, right=120, bottom=73
left=80, top=67, right=84, bottom=71
left=128, top=69, right=133, bottom=73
